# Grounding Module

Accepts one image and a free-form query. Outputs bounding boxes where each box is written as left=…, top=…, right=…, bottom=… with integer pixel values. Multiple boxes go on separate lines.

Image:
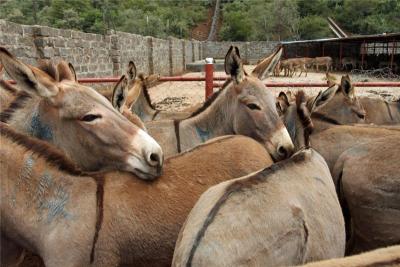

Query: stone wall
left=202, top=41, right=279, bottom=64
left=0, top=20, right=278, bottom=78
left=0, top=20, right=202, bottom=78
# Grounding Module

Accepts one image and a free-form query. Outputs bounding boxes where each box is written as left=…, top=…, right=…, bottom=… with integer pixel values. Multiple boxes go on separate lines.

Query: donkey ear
left=126, top=61, right=137, bottom=82
left=276, top=91, right=290, bottom=115
left=340, top=75, right=354, bottom=97
left=68, top=63, right=77, bottom=81
left=0, top=47, right=59, bottom=98
left=310, top=85, right=338, bottom=112
left=112, top=75, right=128, bottom=113
left=251, top=46, right=283, bottom=80
left=37, top=59, right=59, bottom=81
left=225, top=46, right=244, bottom=83
left=57, top=61, right=77, bottom=82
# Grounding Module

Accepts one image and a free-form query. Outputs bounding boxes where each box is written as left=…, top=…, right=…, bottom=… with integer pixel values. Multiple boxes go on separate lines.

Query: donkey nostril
left=149, top=153, right=160, bottom=166
left=278, top=146, right=287, bottom=158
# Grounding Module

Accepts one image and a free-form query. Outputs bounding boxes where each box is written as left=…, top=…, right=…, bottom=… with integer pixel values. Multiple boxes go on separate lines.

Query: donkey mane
left=0, top=123, right=83, bottom=175
left=37, top=59, right=58, bottom=81
left=296, top=90, right=313, bottom=147
left=0, top=79, right=18, bottom=95
left=0, top=91, right=31, bottom=123
left=137, top=73, right=156, bottom=109
left=185, top=149, right=307, bottom=265
left=189, top=78, right=232, bottom=118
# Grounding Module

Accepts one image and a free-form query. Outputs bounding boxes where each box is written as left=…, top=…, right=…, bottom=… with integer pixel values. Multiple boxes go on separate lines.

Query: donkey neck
left=6, top=97, right=54, bottom=142
left=179, top=87, right=234, bottom=147
left=1, top=135, right=98, bottom=256
left=130, top=88, right=157, bottom=121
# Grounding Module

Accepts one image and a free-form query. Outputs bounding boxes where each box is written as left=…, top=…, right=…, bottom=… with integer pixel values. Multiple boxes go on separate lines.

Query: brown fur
left=360, top=96, right=400, bottom=124
left=0, top=123, right=82, bottom=175
left=0, top=79, right=18, bottom=96
left=137, top=73, right=156, bottom=109
left=1, top=128, right=273, bottom=266
left=1, top=123, right=105, bottom=267
left=298, top=245, right=400, bottom=267
left=37, top=59, right=59, bottom=81
left=311, top=125, right=400, bottom=173
left=332, top=137, right=400, bottom=255
left=0, top=91, right=32, bottom=123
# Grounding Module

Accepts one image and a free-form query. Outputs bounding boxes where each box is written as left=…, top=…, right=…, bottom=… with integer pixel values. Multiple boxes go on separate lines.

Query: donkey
left=332, top=136, right=400, bottom=255
left=314, top=56, right=332, bottom=72
left=297, top=245, right=400, bottom=267
left=1, top=122, right=273, bottom=267
left=110, top=61, right=194, bottom=122
left=140, top=46, right=294, bottom=160
left=0, top=47, right=163, bottom=179
left=311, top=125, right=400, bottom=172
left=309, top=75, right=366, bottom=133
left=277, top=88, right=399, bottom=173
left=325, top=74, right=400, bottom=125
left=277, top=75, right=366, bottom=134
left=172, top=93, right=345, bottom=267
left=360, top=96, right=400, bottom=124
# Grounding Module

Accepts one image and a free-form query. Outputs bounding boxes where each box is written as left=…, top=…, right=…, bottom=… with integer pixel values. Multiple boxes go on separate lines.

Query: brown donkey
left=0, top=123, right=273, bottom=267
left=277, top=76, right=366, bottom=134
left=112, top=61, right=194, bottom=122
left=325, top=74, right=400, bottom=125
left=308, top=75, right=366, bottom=133
left=332, top=136, right=400, bottom=255
left=0, top=47, right=163, bottom=179
left=142, top=46, right=294, bottom=160
left=172, top=94, right=345, bottom=267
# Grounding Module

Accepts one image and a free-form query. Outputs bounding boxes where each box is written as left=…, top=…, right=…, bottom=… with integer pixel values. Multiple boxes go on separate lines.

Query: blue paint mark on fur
left=196, top=127, right=210, bottom=143
left=29, top=111, right=53, bottom=141
left=11, top=155, right=35, bottom=207
left=35, top=172, right=73, bottom=224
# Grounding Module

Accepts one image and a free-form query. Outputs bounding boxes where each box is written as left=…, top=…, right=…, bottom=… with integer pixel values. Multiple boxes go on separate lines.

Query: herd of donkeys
left=0, top=45, right=399, bottom=267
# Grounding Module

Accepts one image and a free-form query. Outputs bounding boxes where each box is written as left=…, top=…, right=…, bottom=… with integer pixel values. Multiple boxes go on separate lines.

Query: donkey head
left=0, top=47, right=163, bottom=180
left=224, top=46, right=294, bottom=161
left=112, top=61, right=160, bottom=120
left=310, top=75, right=366, bottom=125
left=279, top=91, right=314, bottom=151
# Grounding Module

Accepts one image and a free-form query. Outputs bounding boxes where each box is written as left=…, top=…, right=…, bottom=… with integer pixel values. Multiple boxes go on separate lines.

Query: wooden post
left=390, top=39, right=395, bottom=70
left=339, top=42, right=343, bottom=68
left=361, top=41, right=365, bottom=70
left=205, top=60, right=214, bottom=100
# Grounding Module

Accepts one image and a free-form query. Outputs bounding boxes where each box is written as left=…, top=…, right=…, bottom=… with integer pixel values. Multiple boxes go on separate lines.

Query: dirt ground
left=147, top=65, right=400, bottom=111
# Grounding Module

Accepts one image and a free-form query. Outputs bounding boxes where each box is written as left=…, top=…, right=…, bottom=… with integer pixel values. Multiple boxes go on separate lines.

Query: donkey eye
left=81, top=114, right=102, bottom=122
left=246, top=103, right=261, bottom=110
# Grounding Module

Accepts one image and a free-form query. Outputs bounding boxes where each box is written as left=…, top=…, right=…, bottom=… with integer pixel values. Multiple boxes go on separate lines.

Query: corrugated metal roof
left=281, top=33, right=400, bottom=45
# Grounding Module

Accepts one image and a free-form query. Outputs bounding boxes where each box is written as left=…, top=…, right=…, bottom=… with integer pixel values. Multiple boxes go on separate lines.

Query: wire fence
left=350, top=67, right=400, bottom=81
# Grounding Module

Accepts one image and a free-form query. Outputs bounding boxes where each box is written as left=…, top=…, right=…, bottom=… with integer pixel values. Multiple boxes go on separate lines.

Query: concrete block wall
left=116, top=31, right=150, bottom=76
left=0, top=20, right=277, bottom=78
left=169, top=37, right=184, bottom=75
left=0, top=20, right=38, bottom=66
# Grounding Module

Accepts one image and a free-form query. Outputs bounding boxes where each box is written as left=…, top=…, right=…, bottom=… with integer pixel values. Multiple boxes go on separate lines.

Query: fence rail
left=5, top=62, right=400, bottom=100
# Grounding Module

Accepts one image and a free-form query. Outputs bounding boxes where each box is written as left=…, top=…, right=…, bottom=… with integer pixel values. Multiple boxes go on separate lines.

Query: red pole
left=205, top=60, right=214, bottom=100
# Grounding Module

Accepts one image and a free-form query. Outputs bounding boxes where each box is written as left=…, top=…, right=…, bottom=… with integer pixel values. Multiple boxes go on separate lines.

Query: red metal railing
left=5, top=62, right=400, bottom=100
